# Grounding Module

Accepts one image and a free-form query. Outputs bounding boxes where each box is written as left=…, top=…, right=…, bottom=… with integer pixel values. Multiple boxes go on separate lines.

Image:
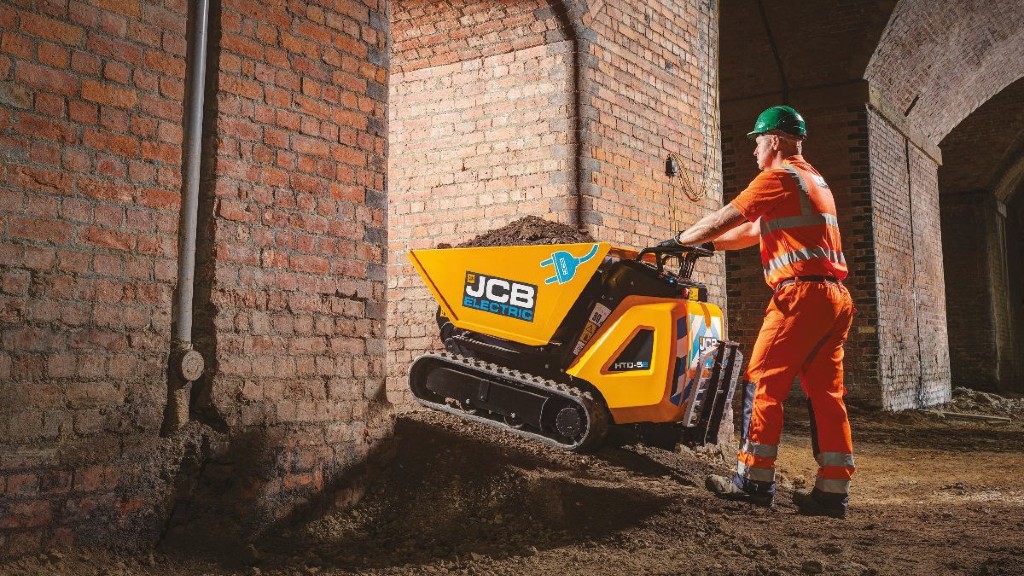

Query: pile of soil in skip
left=453, top=216, right=595, bottom=248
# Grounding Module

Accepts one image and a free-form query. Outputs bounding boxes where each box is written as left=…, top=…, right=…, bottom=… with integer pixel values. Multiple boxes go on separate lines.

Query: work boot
left=705, top=474, right=774, bottom=507
left=793, top=489, right=847, bottom=519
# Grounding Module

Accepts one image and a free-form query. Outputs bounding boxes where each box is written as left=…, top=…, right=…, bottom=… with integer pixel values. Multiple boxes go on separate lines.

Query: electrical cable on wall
left=669, top=0, right=720, bottom=233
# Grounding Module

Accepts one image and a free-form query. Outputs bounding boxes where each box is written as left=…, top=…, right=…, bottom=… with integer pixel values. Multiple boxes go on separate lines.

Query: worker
left=665, top=105, right=855, bottom=518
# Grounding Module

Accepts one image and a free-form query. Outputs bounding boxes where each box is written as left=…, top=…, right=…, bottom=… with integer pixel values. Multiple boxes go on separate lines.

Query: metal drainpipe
left=166, top=0, right=210, bottom=432
left=552, top=4, right=585, bottom=231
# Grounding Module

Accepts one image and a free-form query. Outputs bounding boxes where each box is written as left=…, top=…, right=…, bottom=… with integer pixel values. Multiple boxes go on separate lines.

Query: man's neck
left=766, top=152, right=801, bottom=170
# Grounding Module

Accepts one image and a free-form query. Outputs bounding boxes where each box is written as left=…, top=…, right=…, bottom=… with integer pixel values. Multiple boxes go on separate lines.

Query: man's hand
left=657, top=235, right=682, bottom=248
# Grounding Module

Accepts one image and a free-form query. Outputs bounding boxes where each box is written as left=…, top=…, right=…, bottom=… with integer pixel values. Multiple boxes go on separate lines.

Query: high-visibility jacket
left=726, top=155, right=856, bottom=505
left=730, top=155, right=847, bottom=289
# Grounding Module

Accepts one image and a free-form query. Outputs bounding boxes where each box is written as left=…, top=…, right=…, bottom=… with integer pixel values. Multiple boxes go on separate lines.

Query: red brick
left=0, top=500, right=52, bottom=529
left=70, top=50, right=101, bottom=74
left=77, top=176, right=133, bottom=202
left=1, top=32, right=34, bottom=59
left=137, top=187, right=180, bottom=210
left=83, top=227, right=133, bottom=251
left=22, top=13, right=85, bottom=45
left=216, top=199, right=255, bottom=223
left=73, top=466, right=107, bottom=492
left=94, top=0, right=141, bottom=18
left=5, top=473, right=40, bottom=496
left=133, top=68, right=158, bottom=92
left=102, top=61, right=131, bottom=84
left=129, top=21, right=161, bottom=48
left=28, top=142, right=59, bottom=167
left=144, top=49, right=185, bottom=78
left=138, top=94, right=180, bottom=120
left=8, top=217, right=73, bottom=244
left=140, top=141, right=179, bottom=163
left=14, top=114, right=76, bottom=143
left=34, top=91, right=66, bottom=117
left=93, top=253, right=123, bottom=276
left=158, top=75, right=185, bottom=99
left=23, top=246, right=57, bottom=270
left=69, top=99, right=99, bottom=124
left=86, top=33, right=143, bottom=63
left=81, top=79, right=138, bottom=108
left=96, top=155, right=127, bottom=178
left=38, top=42, right=70, bottom=68
left=98, top=11, right=128, bottom=37
left=9, top=166, right=73, bottom=195
left=56, top=248, right=90, bottom=272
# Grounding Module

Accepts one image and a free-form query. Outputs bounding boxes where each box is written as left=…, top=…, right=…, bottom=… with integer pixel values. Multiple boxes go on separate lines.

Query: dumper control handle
left=636, top=244, right=713, bottom=281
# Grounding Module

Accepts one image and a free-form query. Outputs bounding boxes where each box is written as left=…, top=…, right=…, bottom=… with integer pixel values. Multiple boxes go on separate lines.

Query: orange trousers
left=733, top=280, right=855, bottom=503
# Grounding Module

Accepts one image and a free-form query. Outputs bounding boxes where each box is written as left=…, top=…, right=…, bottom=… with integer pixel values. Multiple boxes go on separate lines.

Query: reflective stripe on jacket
left=730, top=156, right=848, bottom=289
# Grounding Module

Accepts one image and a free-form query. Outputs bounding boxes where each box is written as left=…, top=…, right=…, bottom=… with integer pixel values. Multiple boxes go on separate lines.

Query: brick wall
left=387, top=0, right=572, bottom=407
left=1007, top=196, right=1024, bottom=391
left=391, top=0, right=563, bottom=74
left=937, top=77, right=1024, bottom=393
left=0, top=0, right=187, bottom=555
left=0, top=0, right=390, bottom=556
left=386, top=0, right=725, bottom=409
left=867, top=109, right=950, bottom=410
left=583, top=0, right=724, bottom=308
left=178, top=0, right=390, bottom=545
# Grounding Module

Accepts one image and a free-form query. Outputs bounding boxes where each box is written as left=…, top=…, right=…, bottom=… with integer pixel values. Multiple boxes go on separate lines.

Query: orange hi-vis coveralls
left=729, top=155, right=856, bottom=507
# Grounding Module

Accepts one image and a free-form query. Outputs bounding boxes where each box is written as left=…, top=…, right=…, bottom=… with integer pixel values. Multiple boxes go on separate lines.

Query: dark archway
left=938, top=77, right=1024, bottom=393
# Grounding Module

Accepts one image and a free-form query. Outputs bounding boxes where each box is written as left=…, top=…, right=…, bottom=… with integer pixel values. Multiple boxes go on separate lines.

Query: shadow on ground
left=250, top=415, right=679, bottom=571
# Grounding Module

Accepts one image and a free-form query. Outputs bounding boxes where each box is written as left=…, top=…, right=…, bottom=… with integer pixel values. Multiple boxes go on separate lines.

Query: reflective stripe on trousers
left=734, top=282, right=856, bottom=497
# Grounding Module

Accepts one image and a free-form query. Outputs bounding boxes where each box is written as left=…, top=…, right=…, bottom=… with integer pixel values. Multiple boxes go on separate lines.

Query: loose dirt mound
left=4, top=402, right=1023, bottom=576
left=455, top=216, right=594, bottom=247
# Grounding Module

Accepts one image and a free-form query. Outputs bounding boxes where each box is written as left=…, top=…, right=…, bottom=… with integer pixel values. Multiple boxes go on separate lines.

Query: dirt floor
left=2, top=387, right=1022, bottom=576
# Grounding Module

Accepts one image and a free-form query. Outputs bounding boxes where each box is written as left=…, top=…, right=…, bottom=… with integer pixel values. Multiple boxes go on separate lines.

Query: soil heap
left=455, top=216, right=594, bottom=247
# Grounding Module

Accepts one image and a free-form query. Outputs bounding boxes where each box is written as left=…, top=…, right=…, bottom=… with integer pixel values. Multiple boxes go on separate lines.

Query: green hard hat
left=747, top=105, right=806, bottom=139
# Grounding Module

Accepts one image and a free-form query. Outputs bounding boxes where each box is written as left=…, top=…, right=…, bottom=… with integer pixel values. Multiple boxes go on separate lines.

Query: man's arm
left=675, top=204, right=750, bottom=247
left=708, top=219, right=759, bottom=250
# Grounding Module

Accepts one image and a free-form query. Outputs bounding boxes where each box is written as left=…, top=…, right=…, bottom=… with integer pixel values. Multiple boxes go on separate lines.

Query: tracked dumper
left=408, top=242, right=743, bottom=452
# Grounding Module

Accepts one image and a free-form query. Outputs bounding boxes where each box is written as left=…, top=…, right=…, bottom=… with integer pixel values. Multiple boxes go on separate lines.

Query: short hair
left=765, top=129, right=805, bottom=143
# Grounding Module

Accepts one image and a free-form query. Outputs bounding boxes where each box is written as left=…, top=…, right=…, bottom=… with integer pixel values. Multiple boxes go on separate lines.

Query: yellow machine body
left=408, top=243, right=610, bottom=346
left=408, top=242, right=727, bottom=427
left=565, top=295, right=724, bottom=424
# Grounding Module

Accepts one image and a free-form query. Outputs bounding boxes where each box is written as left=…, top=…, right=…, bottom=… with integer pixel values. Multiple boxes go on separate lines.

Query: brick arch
left=938, top=76, right=1024, bottom=199
left=995, top=157, right=1024, bottom=206
left=937, top=76, right=1024, bottom=393
left=866, top=0, right=1024, bottom=143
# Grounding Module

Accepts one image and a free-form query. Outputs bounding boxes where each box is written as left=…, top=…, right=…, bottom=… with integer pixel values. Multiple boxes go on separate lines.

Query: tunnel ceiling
left=866, top=0, right=1024, bottom=143
left=939, top=77, right=1024, bottom=202
left=720, top=0, right=897, bottom=102
left=723, top=0, right=1024, bottom=148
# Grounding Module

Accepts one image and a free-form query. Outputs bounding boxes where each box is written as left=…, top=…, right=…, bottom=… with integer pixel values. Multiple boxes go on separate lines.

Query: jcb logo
left=463, top=272, right=537, bottom=322
left=699, top=336, right=718, bottom=354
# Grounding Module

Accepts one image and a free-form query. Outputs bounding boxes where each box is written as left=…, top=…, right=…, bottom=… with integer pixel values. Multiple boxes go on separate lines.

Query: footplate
left=681, top=341, right=743, bottom=446
left=409, top=352, right=609, bottom=452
